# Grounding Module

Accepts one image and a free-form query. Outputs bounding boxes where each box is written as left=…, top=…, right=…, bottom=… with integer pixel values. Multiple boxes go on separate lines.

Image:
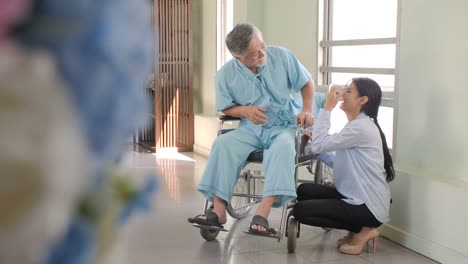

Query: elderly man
left=188, top=23, right=314, bottom=236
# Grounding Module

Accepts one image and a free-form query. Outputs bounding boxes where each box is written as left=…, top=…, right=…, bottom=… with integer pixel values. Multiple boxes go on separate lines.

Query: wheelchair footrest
left=191, top=223, right=228, bottom=232
left=244, top=229, right=281, bottom=239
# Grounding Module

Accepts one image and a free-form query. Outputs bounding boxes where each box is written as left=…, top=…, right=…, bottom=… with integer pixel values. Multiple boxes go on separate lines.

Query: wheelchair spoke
left=227, top=172, right=263, bottom=219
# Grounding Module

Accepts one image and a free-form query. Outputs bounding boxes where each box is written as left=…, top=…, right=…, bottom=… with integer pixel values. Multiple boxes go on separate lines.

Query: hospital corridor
left=1, top=0, right=467, bottom=264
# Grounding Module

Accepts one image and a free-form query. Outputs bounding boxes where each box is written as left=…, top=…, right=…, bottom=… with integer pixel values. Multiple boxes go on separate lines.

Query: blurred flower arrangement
left=0, top=0, right=158, bottom=263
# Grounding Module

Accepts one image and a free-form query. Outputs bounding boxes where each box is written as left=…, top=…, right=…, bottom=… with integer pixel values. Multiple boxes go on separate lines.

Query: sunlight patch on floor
left=154, top=149, right=196, bottom=162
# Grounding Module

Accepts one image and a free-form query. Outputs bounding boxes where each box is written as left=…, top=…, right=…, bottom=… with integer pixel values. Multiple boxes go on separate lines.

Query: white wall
left=234, top=0, right=317, bottom=77
left=396, top=0, right=468, bottom=185
left=380, top=0, right=468, bottom=263
left=192, top=0, right=217, bottom=116
left=262, top=0, right=317, bottom=77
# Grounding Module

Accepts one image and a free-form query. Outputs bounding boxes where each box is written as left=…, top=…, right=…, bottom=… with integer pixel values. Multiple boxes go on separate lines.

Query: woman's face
left=339, top=82, right=367, bottom=113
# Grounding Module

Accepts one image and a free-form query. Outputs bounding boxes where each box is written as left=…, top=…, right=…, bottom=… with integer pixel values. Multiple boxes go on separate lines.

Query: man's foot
left=250, top=196, right=275, bottom=232
left=193, top=208, right=227, bottom=225
left=247, top=215, right=277, bottom=237
left=192, top=195, right=228, bottom=225
left=250, top=215, right=268, bottom=232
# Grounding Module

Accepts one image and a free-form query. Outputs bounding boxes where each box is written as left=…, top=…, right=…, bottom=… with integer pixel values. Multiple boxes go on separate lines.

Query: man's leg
left=210, top=195, right=228, bottom=224
left=252, top=128, right=296, bottom=232
left=197, top=128, right=261, bottom=224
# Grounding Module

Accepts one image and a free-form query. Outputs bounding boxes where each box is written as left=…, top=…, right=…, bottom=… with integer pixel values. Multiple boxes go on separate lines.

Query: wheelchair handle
left=295, top=127, right=302, bottom=161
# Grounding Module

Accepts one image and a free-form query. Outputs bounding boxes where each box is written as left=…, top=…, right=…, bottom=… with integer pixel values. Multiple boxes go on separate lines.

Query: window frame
left=318, top=0, right=401, bottom=154
left=216, top=0, right=233, bottom=70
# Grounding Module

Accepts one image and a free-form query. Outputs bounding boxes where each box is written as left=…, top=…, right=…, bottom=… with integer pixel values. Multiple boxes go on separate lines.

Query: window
left=217, top=0, right=233, bottom=70
left=319, top=0, right=399, bottom=148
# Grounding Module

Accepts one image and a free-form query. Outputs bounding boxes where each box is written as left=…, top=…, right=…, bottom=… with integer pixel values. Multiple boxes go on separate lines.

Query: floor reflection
left=108, top=148, right=439, bottom=264
left=156, top=157, right=182, bottom=206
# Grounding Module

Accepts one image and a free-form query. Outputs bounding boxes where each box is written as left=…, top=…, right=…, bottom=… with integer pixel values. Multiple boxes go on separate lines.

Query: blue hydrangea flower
left=16, top=0, right=154, bottom=173
left=45, top=218, right=96, bottom=264
left=119, top=175, right=158, bottom=225
left=14, top=1, right=156, bottom=263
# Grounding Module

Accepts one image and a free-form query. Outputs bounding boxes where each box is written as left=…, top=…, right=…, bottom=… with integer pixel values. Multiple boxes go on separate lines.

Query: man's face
left=237, top=35, right=267, bottom=68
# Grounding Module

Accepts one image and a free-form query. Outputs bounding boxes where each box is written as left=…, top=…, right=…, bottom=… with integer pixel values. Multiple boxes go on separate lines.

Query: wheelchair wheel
left=200, top=228, right=220, bottom=241
left=226, top=172, right=257, bottom=219
left=287, top=218, right=298, bottom=253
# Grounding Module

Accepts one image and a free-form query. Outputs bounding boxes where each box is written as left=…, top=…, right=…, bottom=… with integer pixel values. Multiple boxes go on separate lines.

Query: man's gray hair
left=225, top=23, right=263, bottom=58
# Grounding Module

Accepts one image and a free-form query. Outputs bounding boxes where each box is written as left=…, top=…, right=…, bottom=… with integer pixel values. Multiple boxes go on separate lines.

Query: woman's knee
left=296, top=183, right=308, bottom=199
left=296, top=183, right=321, bottom=199
left=292, top=201, right=308, bottom=219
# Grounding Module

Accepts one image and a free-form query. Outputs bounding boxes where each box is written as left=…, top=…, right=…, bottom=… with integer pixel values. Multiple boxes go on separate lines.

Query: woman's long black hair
left=352, top=78, right=395, bottom=182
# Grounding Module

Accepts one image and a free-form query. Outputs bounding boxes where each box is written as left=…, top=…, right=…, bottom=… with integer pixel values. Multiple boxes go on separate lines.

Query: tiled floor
left=107, top=147, right=439, bottom=264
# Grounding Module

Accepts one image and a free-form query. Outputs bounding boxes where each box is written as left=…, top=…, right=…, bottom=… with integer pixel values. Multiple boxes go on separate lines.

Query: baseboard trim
left=193, top=144, right=210, bottom=157
left=380, top=224, right=467, bottom=264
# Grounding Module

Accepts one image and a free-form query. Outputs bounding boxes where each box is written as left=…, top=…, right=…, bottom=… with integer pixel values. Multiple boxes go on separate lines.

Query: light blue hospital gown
left=198, top=46, right=312, bottom=208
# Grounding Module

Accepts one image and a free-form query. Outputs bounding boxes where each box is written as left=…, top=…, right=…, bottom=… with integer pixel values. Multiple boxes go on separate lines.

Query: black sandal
left=246, top=215, right=278, bottom=238
left=188, top=209, right=227, bottom=232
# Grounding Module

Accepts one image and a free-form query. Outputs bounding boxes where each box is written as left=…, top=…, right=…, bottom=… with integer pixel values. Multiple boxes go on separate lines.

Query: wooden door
left=154, top=0, right=193, bottom=152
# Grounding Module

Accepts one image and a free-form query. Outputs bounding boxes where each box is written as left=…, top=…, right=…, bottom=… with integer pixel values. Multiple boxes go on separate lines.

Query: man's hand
left=295, top=111, right=314, bottom=128
left=244, top=106, right=268, bottom=125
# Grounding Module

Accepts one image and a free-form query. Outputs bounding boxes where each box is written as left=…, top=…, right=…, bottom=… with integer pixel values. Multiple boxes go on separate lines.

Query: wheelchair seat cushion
left=247, top=150, right=263, bottom=162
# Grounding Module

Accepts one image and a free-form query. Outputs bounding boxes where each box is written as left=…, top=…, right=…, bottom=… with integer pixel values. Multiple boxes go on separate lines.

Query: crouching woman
left=293, top=78, right=395, bottom=255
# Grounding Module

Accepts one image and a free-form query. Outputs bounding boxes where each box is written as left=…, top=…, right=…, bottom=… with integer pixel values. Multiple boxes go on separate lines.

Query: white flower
left=0, top=45, right=89, bottom=264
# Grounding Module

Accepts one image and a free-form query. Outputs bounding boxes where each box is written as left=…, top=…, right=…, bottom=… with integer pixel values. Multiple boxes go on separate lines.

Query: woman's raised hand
left=324, top=85, right=343, bottom=111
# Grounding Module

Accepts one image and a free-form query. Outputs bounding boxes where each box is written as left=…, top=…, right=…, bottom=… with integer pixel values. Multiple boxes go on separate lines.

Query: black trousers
left=292, top=183, right=382, bottom=233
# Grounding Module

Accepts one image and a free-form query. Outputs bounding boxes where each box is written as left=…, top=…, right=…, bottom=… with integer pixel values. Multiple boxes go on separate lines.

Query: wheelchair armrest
left=219, top=115, right=241, bottom=121
left=217, top=115, right=240, bottom=136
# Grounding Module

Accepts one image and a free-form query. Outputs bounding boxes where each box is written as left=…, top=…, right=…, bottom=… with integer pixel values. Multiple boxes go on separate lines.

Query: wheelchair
left=196, top=114, right=334, bottom=247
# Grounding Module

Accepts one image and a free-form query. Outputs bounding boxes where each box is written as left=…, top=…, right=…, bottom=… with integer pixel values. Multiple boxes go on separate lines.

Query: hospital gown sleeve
left=280, top=47, right=311, bottom=92
left=215, top=72, right=237, bottom=112
left=311, top=109, right=370, bottom=153
left=318, top=152, right=335, bottom=168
